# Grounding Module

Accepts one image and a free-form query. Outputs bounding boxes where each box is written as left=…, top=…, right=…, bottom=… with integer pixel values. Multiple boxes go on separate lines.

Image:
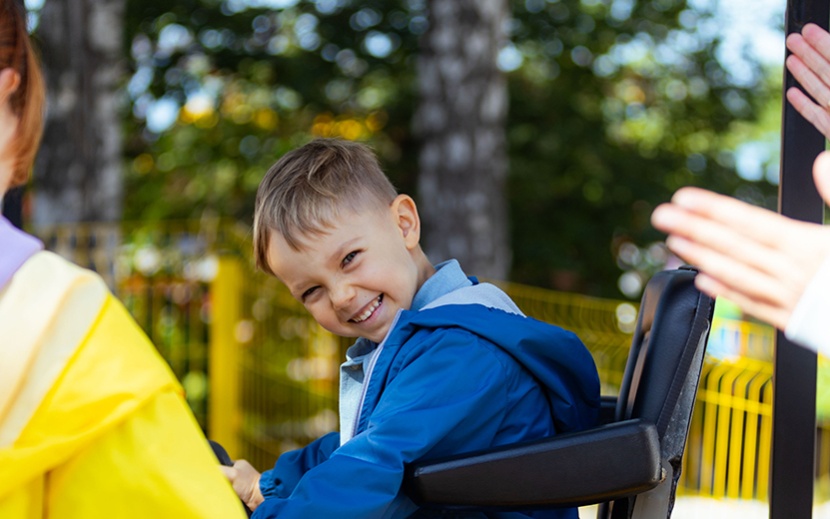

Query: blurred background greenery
left=18, top=0, right=783, bottom=299
left=21, top=2, right=830, bottom=505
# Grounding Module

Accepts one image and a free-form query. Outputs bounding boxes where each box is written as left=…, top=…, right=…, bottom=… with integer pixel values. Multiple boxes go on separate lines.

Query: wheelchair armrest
left=404, top=419, right=663, bottom=510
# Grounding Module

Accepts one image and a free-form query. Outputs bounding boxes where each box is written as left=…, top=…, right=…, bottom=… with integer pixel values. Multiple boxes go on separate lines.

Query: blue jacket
left=255, top=302, right=600, bottom=518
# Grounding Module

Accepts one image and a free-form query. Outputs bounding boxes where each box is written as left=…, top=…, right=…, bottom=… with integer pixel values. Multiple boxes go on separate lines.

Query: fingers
left=801, top=23, right=830, bottom=63
left=787, top=85, right=830, bottom=138
left=219, top=465, right=238, bottom=487
left=661, top=220, right=790, bottom=281
left=664, top=234, right=799, bottom=308
left=233, top=459, right=256, bottom=472
left=787, top=25, right=830, bottom=91
left=786, top=53, right=830, bottom=108
left=787, top=24, right=830, bottom=139
left=652, top=182, right=830, bottom=333
left=229, top=459, right=264, bottom=510
left=651, top=189, right=813, bottom=316
left=814, top=151, right=830, bottom=206
left=787, top=32, right=830, bottom=99
left=652, top=187, right=797, bottom=250
left=695, top=273, right=792, bottom=331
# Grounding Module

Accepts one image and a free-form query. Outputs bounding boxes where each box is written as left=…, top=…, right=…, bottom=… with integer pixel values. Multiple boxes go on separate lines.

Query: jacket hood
left=391, top=304, right=601, bottom=434
left=0, top=254, right=179, bottom=494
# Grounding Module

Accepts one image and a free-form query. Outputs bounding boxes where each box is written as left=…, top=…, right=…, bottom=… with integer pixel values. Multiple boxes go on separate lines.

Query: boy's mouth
left=350, top=295, right=383, bottom=323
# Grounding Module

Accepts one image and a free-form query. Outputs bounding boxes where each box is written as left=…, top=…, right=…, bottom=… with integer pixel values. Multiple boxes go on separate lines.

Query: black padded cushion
left=405, top=419, right=661, bottom=509
left=616, top=267, right=709, bottom=435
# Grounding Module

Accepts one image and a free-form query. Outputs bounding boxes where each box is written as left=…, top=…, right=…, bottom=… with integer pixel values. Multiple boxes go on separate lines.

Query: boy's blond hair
left=253, top=138, right=398, bottom=275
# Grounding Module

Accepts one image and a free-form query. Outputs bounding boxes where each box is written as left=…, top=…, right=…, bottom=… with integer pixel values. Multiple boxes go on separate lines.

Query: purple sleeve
left=0, top=216, right=43, bottom=290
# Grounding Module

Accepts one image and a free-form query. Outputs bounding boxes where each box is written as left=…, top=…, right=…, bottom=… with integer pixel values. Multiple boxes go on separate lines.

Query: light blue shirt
left=338, top=260, right=472, bottom=443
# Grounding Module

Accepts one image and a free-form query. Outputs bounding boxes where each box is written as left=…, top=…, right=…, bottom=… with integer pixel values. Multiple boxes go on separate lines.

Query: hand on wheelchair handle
left=209, top=440, right=260, bottom=516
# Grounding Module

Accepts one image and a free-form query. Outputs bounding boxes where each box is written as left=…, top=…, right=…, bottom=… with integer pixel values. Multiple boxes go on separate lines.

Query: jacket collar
left=410, top=259, right=473, bottom=312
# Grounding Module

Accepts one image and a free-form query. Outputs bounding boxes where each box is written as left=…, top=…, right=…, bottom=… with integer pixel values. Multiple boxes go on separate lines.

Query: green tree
left=122, top=0, right=421, bottom=222
left=119, top=0, right=781, bottom=297
left=504, top=0, right=780, bottom=296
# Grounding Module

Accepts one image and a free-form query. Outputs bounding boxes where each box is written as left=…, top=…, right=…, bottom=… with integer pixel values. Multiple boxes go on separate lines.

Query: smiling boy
left=266, top=189, right=432, bottom=344
left=223, top=138, right=600, bottom=518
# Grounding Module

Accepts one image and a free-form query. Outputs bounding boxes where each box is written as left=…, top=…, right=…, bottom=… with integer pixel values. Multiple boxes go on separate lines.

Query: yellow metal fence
left=33, top=222, right=830, bottom=504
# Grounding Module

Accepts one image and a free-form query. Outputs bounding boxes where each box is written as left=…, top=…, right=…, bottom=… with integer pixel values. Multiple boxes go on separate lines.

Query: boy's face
left=266, top=195, right=433, bottom=344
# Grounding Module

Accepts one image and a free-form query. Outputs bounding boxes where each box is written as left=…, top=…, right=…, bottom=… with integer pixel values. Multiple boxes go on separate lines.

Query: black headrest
left=615, top=267, right=714, bottom=434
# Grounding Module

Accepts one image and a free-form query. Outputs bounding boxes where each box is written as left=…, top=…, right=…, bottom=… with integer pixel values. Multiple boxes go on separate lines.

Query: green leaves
left=122, top=0, right=780, bottom=297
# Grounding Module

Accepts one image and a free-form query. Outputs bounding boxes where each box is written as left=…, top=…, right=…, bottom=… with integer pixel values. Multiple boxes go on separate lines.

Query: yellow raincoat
left=0, top=251, right=247, bottom=518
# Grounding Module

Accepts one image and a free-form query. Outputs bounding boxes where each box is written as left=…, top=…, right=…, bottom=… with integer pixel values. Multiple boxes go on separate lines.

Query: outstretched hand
left=649, top=24, right=830, bottom=341
left=786, top=23, right=830, bottom=138
left=220, top=459, right=265, bottom=512
left=651, top=151, right=830, bottom=331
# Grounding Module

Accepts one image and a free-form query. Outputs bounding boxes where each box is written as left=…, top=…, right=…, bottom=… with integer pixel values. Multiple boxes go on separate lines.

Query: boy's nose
left=330, top=282, right=355, bottom=311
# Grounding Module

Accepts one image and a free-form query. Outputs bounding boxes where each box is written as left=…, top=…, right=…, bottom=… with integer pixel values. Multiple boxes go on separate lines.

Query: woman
left=0, top=2, right=246, bottom=516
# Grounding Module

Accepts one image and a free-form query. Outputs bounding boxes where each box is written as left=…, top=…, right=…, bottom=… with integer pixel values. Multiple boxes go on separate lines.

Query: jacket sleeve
left=259, top=431, right=340, bottom=499
left=251, top=329, right=516, bottom=519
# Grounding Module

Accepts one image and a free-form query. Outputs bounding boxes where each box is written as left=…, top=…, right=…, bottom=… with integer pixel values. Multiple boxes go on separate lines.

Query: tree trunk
left=415, top=0, right=510, bottom=280
left=33, top=0, right=125, bottom=225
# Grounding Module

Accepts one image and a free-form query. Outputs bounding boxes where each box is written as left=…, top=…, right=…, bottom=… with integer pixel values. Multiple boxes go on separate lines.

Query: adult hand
left=650, top=151, right=830, bottom=331
left=786, top=23, right=830, bottom=139
left=220, top=459, right=265, bottom=511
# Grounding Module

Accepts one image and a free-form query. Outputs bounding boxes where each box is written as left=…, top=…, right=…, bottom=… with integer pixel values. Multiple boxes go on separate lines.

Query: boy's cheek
left=310, top=309, right=341, bottom=333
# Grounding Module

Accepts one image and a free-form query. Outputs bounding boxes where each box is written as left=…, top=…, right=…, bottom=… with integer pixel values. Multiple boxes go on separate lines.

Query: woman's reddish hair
left=0, top=0, right=44, bottom=187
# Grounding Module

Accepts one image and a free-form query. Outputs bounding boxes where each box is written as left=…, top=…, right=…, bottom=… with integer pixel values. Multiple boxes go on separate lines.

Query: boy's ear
left=0, top=69, right=20, bottom=105
left=390, top=194, right=421, bottom=250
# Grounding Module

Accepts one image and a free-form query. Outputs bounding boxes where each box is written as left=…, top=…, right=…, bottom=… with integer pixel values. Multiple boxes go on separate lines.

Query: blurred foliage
left=505, top=0, right=782, bottom=295
left=123, top=0, right=421, bottom=223
left=120, top=0, right=781, bottom=298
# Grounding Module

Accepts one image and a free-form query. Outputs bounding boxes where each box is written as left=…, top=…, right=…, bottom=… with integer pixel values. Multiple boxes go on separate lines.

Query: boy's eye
left=301, top=286, right=319, bottom=301
left=342, top=250, right=359, bottom=266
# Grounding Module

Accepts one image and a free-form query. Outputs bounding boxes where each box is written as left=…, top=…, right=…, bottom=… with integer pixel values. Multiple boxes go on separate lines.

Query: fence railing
left=31, top=221, right=830, bottom=503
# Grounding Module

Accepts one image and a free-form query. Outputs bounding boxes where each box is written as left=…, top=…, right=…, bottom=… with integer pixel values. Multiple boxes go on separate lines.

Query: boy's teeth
left=353, top=296, right=382, bottom=323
